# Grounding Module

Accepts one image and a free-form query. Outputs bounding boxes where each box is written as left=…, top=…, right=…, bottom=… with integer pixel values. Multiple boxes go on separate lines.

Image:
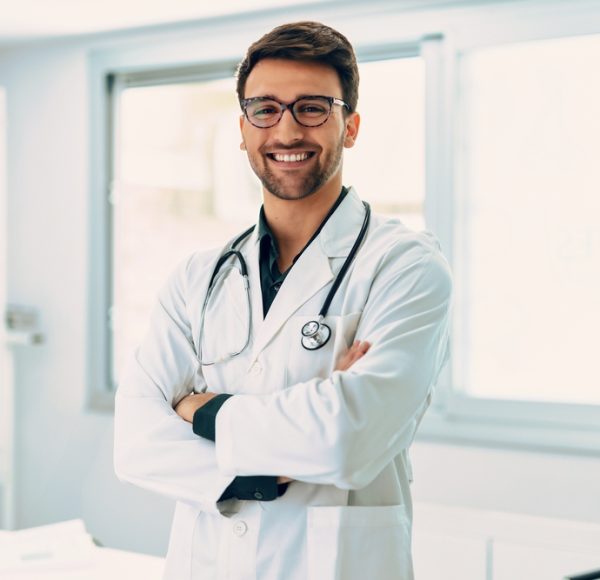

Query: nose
left=273, top=107, right=304, bottom=143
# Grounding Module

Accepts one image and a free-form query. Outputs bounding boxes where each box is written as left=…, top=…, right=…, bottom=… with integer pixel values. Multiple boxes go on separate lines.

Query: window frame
left=418, top=12, right=600, bottom=455
left=89, top=56, right=241, bottom=410
left=0, top=85, right=16, bottom=530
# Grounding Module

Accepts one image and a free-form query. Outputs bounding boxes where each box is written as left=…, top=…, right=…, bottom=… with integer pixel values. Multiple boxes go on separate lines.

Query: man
left=114, top=21, right=451, bottom=580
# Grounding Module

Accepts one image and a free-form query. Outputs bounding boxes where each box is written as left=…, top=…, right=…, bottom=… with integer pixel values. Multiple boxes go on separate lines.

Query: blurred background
left=1, top=0, right=600, bottom=578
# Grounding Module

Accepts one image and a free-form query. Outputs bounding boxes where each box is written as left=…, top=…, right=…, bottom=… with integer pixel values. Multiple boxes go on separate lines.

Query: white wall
left=0, top=0, right=599, bottom=556
left=411, top=442, right=600, bottom=524
left=0, top=40, right=173, bottom=553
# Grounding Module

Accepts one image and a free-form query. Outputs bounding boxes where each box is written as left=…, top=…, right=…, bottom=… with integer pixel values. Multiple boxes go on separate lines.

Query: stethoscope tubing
left=198, top=202, right=371, bottom=361
left=317, top=202, right=370, bottom=318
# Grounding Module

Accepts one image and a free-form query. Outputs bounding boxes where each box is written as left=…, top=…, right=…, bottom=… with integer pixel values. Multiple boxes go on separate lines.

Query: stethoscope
left=198, top=202, right=370, bottom=365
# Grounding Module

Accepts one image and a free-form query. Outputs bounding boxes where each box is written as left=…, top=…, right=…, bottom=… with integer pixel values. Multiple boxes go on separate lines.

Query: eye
left=248, top=101, right=280, bottom=118
left=300, top=105, right=326, bottom=113
left=296, top=99, right=329, bottom=116
left=254, top=106, right=277, bottom=116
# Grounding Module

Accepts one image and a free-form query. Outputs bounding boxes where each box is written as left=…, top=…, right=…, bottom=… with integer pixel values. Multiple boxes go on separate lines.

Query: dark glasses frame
left=240, top=95, right=350, bottom=128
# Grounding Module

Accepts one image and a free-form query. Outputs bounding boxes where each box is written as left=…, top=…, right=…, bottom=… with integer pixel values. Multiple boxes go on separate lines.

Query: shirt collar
left=257, top=185, right=349, bottom=249
left=257, top=205, right=273, bottom=244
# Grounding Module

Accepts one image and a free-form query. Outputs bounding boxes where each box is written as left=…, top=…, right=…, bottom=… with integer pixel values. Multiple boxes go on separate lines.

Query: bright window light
left=112, top=76, right=260, bottom=383
left=345, top=57, right=425, bottom=231
left=454, top=34, right=600, bottom=405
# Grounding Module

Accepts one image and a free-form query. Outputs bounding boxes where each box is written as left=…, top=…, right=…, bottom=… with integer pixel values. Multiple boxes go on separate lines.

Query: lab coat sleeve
left=113, top=255, right=235, bottom=515
left=214, top=246, right=452, bottom=490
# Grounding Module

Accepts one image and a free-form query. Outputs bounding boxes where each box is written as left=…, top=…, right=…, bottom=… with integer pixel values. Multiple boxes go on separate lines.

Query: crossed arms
left=114, top=245, right=451, bottom=514
left=173, top=339, right=371, bottom=489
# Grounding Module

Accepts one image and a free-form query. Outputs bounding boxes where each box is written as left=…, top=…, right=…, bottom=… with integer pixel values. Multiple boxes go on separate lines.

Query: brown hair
left=236, top=21, right=359, bottom=113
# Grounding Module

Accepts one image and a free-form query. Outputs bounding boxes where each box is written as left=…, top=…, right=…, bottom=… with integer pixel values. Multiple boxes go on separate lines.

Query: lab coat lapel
left=250, top=240, right=333, bottom=360
left=249, top=187, right=366, bottom=361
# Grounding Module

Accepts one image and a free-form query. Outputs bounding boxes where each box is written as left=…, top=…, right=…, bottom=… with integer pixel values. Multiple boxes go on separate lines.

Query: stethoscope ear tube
left=199, top=226, right=255, bottom=366
left=299, top=202, right=371, bottom=351
left=318, top=202, right=370, bottom=318
left=207, top=225, right=255, bottom=287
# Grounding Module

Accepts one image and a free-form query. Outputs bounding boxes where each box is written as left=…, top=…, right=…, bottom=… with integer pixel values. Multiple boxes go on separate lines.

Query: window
left=432, top=33, right=600, bottom=445
left=107, top=53, right=426, bottom=388
left=111, top=75, right=260, bottom=385
left=345, top=57, right=425, bottom=231
left=455, top=34, right=600, bottom=405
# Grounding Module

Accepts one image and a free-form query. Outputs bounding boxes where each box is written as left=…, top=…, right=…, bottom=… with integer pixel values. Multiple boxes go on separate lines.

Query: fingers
left=175, top=392, right=217, bottom=423
left=357, top=340, right=371, bottom=354
left=335, top=340, right=371, bottom=371
left=349, top=340, right=371, bottom=359
left=350, top=339, right=370, bottom=350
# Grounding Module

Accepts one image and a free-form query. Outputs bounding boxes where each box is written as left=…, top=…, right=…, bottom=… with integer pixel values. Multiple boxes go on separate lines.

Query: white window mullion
left=421, top=33, right=456, bottom=410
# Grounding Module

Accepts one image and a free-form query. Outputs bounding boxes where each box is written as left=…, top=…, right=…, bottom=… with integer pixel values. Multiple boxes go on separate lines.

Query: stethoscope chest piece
left=301, top=319, right=331, bottom=351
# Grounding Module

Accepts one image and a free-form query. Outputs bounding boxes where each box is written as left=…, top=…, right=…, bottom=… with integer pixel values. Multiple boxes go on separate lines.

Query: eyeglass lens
left=246, top=97, right=331, bottom=128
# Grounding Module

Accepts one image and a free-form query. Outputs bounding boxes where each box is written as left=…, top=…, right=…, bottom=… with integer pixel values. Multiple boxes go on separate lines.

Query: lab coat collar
left=318, top=186, right=366, bottom=258
left=246, top=186, right=367, bottom=362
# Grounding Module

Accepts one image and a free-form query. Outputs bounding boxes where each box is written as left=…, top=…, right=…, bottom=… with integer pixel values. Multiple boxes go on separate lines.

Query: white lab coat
left=114, top=187, right=452, bottom=580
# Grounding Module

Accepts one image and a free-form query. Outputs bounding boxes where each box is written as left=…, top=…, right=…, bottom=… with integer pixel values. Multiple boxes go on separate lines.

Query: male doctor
left=114, top=21, right=452, bottom=580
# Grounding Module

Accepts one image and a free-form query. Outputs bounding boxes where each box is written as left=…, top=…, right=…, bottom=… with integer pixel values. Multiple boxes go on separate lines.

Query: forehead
left=244, top=58, right=343, bottom=100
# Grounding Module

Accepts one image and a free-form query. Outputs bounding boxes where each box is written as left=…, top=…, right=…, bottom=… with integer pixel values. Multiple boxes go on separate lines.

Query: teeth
left=273, top=152, right=310, bottom=162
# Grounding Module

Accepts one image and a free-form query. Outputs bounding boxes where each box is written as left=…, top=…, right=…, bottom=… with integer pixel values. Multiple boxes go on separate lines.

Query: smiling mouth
left=266, top=152, right=316, bottom=163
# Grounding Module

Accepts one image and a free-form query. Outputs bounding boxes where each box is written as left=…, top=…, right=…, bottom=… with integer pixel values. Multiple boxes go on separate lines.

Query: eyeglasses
left=240, top=95, right=350, bottom=129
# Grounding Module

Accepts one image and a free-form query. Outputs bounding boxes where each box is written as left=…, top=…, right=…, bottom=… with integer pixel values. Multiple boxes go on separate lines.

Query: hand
left=175, top=391, right=218, bottom=423
left=335, top=340, right=371, bottom=372
left=176, top=342, right=370, bottom=485
left=178, top=393, right=293, bottom=487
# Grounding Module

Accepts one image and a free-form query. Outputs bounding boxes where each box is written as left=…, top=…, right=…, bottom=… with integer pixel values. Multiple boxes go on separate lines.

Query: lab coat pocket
left=285, top=312, right=362, bottom=386
left=306, top=504, right=412, bottom=580
left=163, top=501, right=197, bottom=580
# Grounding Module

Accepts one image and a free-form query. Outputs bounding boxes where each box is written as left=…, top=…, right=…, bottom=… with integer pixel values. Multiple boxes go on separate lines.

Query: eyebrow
left=246, top=93, right=321, bottom=101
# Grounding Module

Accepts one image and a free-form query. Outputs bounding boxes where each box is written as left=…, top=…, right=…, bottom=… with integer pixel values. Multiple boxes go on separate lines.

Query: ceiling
left=0, top=0, right=326, bottom=44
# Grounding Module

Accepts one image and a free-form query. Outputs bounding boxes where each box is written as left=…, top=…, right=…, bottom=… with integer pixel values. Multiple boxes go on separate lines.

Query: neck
left=263, top=177, right=343, bottom=264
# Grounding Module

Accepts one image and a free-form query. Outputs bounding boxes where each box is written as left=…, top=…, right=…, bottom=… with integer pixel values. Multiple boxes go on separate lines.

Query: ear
left=343, top=112, right=360, bottom=148
left=239, top=115, right=247, bottom=150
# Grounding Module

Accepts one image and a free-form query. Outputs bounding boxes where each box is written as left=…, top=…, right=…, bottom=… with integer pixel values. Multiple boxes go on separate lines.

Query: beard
left=247, top=137, right=344, bottom=201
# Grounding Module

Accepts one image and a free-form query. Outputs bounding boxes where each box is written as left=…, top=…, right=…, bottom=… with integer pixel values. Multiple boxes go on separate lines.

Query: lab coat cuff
left=193, top=394, right=233, bottom=441
left=218, top=475, right=280, bottom=501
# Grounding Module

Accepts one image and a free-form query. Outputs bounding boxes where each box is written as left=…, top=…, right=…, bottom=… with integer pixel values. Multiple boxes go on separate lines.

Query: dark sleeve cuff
left=192, top=394, right=233, bottom=442
left=218, top=476, right=288, bottom=502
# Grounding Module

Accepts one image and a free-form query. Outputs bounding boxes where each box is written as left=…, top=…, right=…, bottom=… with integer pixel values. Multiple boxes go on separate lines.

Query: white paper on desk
left=0, top=519, right=95, bottom=574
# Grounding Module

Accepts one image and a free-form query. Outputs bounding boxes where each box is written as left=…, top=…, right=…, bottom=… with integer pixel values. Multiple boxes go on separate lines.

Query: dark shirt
left=193, top=187, right=349, bottom=502
left=257, top=186, right=348, bottom=317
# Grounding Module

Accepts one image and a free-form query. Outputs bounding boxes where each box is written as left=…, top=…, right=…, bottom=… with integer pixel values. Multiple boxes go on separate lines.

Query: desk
left=0, top=547, right=164, bottom=579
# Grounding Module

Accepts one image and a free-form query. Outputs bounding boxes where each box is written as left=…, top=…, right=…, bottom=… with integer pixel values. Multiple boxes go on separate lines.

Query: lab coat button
left=233, top=521, right=248, bottom=537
